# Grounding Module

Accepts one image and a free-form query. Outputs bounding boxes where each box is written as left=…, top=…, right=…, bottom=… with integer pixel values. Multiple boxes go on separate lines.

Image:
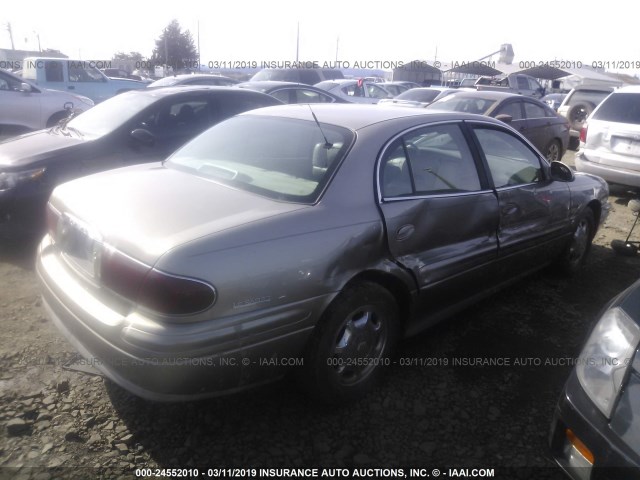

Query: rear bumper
left=36, top=235, right=322, bottom=401
left=575, top=152, right=640, bottom=188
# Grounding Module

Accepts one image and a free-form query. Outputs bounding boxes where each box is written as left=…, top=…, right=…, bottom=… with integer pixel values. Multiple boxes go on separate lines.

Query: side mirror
left=131, top=128, right=155, bottom=147
left=550, top=161, right=574, bottom=182
left=19, top=82, right=33, bottom=93
left=495, top=114, right=513, bottom=124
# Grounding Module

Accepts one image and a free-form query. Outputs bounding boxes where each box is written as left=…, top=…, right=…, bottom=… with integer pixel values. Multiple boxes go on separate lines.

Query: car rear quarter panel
left=153, top=125, right=417, bottom=323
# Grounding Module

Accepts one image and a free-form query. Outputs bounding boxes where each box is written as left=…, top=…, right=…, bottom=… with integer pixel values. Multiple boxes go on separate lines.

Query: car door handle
left=68, top=86, right=75, bottom=90
left=396, top=224, right=415, bottom=242
left=501, top=204, right=519, bottom=216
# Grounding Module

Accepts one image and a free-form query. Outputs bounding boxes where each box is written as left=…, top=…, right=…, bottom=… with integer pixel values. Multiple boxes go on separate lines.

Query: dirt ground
left=1, top=151, right=640, bottom=479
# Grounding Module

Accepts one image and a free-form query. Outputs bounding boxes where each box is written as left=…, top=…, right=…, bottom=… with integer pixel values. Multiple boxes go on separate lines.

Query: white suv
left=0, top=69, right=94, bottom=137
left=575, top=86, right=640, bottom=188
left=557, top=85, right=615, bottom=150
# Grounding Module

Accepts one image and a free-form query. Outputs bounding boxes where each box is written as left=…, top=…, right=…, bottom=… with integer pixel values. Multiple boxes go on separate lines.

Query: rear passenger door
left=378, top=122, right=500, bottom=315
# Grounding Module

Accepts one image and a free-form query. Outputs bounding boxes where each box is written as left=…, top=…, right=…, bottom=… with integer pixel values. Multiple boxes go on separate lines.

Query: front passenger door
left=470, top=124, right=570, bottom=275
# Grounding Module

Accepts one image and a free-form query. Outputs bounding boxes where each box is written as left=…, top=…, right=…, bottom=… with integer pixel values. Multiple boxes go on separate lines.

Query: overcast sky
left=2, top=0, right=638, bottom=73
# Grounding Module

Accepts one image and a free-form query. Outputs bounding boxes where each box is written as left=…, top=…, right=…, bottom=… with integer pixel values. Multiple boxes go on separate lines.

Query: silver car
left=315, top=79, right=392, bottom=104
left=37, top=104, right=609, bottom=404
left=0, top=68, right=94, bottom=136
left=575, top=86, right=640, bottom=188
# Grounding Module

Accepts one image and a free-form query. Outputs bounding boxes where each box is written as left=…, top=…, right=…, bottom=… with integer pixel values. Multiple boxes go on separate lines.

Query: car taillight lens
left=580, top=123, right=588, bottom=143
left=137, top=269, right=217, bottom=315
left=100, top=246, right=216, bottom=316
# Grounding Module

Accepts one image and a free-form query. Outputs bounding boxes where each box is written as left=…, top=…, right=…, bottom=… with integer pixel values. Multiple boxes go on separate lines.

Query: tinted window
left=68, top=62, right=104, bottom=82
left=140, top=98, right=212, bottom=136
left=592, top=93, right=640, bottom=124
left=45, top=61, right=63, bottom=82
left=517, top=76, right=529, bottom=90
left=474, top=128, right=542, bottom=188
left=496, top=101, right=523, bottom=120
left=381, top=124, right=481, bottom=197
left=523, top=102, right=547, bottom=119
left=167, top=116, right=354, bottom=203
left=0, top=71, right=24, bottom=91
left=396, top=89, right=441, bottom=103
left=271, top=88, right=334, bottom=104
left=427, top=95, right=496, bottom=114
left=298, top=70, right=321, bottom=85
left=66, top=92, right=158, bottom=138
left=528, top=77, right=543, bottom=91
left=367, top=84, right=391, bottom=99
left=213, top=93, right=279, bottom=120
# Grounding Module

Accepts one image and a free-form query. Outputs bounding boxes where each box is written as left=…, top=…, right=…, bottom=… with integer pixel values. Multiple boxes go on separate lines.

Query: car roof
left=236, top=80, right=311, bottom=91
left=611, top=85, right=640, bottom=94
left=570, top=85, right=616, bottom=92
left=159, top=74, right=234, bottom=81
left=240, top=103, right=503, bottom=131
left=121, top=85, right=273, bottom=100
left=448, top=90, right=524, bottom=101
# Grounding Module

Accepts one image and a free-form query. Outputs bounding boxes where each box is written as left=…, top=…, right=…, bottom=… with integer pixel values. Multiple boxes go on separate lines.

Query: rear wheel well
left=342, top=270, right=412, bottom=331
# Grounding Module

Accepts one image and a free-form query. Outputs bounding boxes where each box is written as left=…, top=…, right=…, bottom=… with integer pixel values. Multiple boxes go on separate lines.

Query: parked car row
left=0, top=86, right=280, bottom=236
left=4, top=63, right=640, bottom=479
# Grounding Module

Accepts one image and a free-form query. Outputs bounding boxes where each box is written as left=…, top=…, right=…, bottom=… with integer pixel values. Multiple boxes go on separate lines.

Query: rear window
left=396, top=89, right=441, bottom=102
left=427, top=95, right=496, bottom=115
left=166, top=115, right=354, bottom=203
left=592, top=93, right=640, bottom=124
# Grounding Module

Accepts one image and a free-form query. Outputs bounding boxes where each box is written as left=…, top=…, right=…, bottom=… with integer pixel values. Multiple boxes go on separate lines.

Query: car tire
left=558, top=208, right=595, bottom=275
left=545, top=139, right=562, bottom=162
left=568, top=137, right=580, bottom=151
left=299, top=282, right=399, bottom=404
left=46, top=111, right=71, bottom=128
left=567, top=102, right=594, bottom=131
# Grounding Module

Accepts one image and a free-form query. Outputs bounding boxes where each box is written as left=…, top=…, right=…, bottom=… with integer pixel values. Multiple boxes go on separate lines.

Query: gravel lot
left=1, top=150, right=640, bottom=480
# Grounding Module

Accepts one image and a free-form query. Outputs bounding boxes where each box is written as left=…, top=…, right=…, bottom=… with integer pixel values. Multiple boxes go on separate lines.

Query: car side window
left=517, top=76, right=529, bottom=90
left=0, top=72, right=21, bottom=91
left=68, top=63, right=103, bottom=83
left=140, top=98, right=211, bottom=135
left=367, top=84, right=390, bottom=99
left=296, top=89, right=334, bottom=103
left=473, top=127, right=542, bottom=188
left=496, top=101, right=523, bottom=120
left=380, top=124, right=481, bottom=197
left=523, top=102, right=547, bottom=119
left=45, top=61, right=63, bottom=82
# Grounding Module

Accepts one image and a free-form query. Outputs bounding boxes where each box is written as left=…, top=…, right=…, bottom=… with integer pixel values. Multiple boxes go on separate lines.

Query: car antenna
left=307, top=105, right=333, bottom=149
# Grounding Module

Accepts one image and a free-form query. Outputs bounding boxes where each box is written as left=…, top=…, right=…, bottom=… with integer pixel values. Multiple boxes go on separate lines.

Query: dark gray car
left=549, top=278, right=640, bottom=479
left=428, top=90, right=570, bottom=162
left=36, top=105, right=609, bottom=404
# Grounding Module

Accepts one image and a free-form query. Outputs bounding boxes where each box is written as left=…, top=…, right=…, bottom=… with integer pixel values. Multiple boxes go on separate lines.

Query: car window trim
left=381, top=189, right=496, bottom=203
left=376, top=120, right=488, bottom=203
left=464, top=119, right=550, bottom=188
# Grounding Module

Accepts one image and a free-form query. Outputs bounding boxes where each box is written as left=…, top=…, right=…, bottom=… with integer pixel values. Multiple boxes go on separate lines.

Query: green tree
left=150, top=20, right=198, bottom=71
left=112, top=51, right=144, bottom=62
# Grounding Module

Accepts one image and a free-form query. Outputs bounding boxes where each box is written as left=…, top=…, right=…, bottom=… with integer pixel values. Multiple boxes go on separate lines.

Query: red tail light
left=580, top=123, right=588, bottom=143
left=100, top=247, right=216, bottom=316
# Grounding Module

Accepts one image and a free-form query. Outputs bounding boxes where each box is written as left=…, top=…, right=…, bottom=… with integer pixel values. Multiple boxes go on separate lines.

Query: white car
left=0, top=69, right=94, bottom=137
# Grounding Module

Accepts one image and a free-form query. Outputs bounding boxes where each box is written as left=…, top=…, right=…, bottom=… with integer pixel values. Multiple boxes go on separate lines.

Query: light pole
left=34, top=31, right=41, bottom=52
